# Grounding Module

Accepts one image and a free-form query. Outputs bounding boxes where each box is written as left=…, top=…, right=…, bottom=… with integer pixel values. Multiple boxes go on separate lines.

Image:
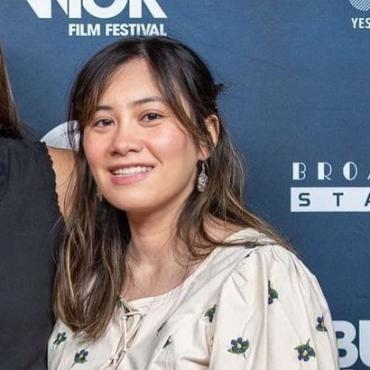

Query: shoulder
left=2, top=136, right=46, bottom=157
left=214, top=239, right=331, bottom=327
left=0, top=137, right=62, bottom=213
left=239, top=243, right=307, bottom=276
left=1, top=137, right=54, bottom=176
left=200, top=228, right=308, bottom=283
left=227, top=242, right=318, bottom=295
left=208, top=234, right=339, bottom=368
left=3, top=138, right=74, bottom=173
left=223, top=228, right=311, bottom=279
left=1, top=138, right=74, bottom=217
left=195, top=228, right=320, bottom=305
left=215, top=229, right=322, bottom=306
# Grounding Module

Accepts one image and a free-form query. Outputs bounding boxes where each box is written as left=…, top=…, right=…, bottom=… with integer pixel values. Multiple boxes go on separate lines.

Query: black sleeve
left=0, top=137, right=62, bottom=370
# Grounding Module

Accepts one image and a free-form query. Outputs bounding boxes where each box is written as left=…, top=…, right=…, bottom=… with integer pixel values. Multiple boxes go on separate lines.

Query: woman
left=0, top=47, right=72, bottom=369
left=49, top=37, right=339, bottom=369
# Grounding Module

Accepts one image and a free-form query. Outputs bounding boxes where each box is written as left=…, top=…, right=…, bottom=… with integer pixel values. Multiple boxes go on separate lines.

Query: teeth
left=112, top=166, right=152, bottom=176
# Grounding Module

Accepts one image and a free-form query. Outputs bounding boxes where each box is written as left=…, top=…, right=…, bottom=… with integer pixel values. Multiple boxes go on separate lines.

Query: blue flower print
left=72, top=349, right=89, bottom=366
left=316, top=316, right=328, bottom=332
left=204, top=305, right=216, bottom=323
left=228, top=337, right=249, bottom=358
left=295, top=339, right=316, bottom=362
left=53, top=332, right=67, bottom=346
left=268, top=280, right=278, bottom=304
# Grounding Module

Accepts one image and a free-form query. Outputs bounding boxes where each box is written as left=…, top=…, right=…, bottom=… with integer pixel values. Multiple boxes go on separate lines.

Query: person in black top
left=0, top=46, right=72, bottom=369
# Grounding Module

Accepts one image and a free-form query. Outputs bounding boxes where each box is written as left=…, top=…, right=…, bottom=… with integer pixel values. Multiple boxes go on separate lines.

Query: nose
left=109, top=120, right=143, bottom=157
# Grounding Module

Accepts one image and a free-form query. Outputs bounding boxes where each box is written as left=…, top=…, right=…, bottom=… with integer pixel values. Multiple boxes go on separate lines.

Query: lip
left=108, top=163, right=155, bottom=172
left=108, top=163, right=155, bottom=185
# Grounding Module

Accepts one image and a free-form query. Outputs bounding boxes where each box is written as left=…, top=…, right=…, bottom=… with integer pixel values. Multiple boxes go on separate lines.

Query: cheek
left=82, top=134, right=105, bottom=173
left=150, top=126, right=198, bottom=163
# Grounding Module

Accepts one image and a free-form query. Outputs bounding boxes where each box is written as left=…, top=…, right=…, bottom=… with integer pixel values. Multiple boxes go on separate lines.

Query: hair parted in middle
left=54, top=36, right=287, bottom=341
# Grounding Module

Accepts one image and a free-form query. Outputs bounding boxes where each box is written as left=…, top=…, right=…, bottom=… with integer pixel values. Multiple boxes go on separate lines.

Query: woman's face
left=83, top=58, right=200, bottom=216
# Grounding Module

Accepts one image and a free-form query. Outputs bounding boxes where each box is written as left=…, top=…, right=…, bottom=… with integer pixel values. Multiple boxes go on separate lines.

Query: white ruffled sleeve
left=208, top=245, right=339, bottom=369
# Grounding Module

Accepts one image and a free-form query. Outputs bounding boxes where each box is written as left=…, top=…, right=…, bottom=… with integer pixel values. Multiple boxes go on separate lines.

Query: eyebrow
left=95, top=96, right=165, bottom=112
left=131, top=96, right=165, bottom=106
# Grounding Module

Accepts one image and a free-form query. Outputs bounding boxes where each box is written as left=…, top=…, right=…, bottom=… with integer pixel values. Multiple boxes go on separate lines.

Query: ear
left=198, top=114, right=220, bottom=161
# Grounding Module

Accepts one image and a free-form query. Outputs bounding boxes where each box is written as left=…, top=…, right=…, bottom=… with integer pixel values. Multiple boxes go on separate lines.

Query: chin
left=104, top=192, right=157, bottom=213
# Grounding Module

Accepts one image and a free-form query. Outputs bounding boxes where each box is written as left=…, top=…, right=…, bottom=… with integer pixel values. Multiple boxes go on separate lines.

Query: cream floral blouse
left=48, top=228, right=339, bottom=369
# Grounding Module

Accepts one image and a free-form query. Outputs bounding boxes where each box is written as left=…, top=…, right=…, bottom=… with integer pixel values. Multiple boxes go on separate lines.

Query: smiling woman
left=49, top=37, right=339, bottom=369
left=84, top=58, right=202, bottom=214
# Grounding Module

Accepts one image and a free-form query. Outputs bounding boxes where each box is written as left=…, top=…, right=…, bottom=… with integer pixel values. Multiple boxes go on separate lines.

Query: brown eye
left=143, top=112, right=163, bottom=121
left=93, top=119, right=113, bottom=127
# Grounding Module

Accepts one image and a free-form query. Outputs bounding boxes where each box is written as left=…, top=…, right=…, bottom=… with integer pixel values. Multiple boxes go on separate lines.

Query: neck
left=126, top=199, right=185, bottom=269
left=122, top=202, right=191, bottom=301
left=122, top=204, right=240, bottom=300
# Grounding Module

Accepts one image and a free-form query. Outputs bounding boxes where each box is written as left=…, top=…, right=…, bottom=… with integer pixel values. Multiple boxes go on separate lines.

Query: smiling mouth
left=111, top=166, right=154, bottom=177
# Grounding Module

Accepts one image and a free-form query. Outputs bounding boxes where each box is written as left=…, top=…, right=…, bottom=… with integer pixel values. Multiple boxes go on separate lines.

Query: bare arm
left=47, top=147, right=74, bottom=218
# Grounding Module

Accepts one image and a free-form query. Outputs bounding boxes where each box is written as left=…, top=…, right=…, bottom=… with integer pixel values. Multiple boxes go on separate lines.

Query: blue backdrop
left=1, top=1, right=369, bottom=368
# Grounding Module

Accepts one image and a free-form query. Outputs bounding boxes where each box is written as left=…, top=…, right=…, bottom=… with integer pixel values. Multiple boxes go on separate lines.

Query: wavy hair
left=54, top=36, right=288, bottom=341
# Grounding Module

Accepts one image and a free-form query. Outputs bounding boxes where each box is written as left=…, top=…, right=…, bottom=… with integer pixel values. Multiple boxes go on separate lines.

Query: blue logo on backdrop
left=349, top=0, right=370, bottom=12
left=26, top=0, right=167, bottom=37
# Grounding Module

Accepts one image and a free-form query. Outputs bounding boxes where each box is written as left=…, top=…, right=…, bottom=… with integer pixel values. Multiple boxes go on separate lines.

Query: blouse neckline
left=121, top=227, right=255, bottom=311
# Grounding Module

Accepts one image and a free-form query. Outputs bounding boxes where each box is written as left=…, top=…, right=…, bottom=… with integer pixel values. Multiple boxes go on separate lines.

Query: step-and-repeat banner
left=1, top=1, right=369, bottom=368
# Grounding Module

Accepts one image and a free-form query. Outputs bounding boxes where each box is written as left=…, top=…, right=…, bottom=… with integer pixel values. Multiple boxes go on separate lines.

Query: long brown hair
left=0, top=47, right=21, bottom=138
left=55, top=36, right=288, bottom=341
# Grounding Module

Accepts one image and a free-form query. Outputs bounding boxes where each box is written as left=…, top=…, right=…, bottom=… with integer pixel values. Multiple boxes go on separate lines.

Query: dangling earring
left=96, top=189, right=103, bottom=202
left=197, top=161, right=208, bottom=192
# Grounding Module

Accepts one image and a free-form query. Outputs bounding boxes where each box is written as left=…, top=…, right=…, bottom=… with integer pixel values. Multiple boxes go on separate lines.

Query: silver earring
left=96, top=189, right=103, bottom=202
left=197, top=161, right=208, bottom=192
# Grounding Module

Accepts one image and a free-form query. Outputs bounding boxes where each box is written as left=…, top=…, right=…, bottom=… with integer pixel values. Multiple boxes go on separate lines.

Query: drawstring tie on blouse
left=103, top=301, right=144, bottom=369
